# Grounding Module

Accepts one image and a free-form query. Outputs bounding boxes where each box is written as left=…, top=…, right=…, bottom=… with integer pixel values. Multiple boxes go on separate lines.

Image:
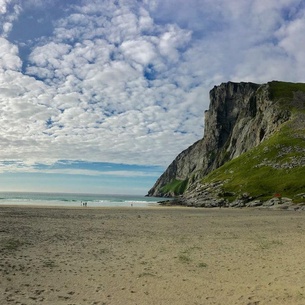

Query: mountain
left=147, top=81, right=305, bottom=207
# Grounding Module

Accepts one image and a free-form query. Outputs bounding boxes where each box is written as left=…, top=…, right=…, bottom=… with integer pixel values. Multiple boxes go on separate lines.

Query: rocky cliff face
left=147, top=81, right=292, bottom=198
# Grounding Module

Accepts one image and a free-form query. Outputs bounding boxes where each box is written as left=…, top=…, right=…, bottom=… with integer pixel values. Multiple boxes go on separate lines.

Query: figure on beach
left=81, top=201, right=88, bottom=207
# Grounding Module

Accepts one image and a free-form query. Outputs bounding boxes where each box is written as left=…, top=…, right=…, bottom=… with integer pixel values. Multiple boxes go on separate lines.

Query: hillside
left=147, top=81, right=305, bottom=207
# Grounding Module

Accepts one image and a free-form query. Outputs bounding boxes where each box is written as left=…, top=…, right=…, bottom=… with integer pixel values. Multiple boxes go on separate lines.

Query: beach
left=1, top=206, right=305, bottom=305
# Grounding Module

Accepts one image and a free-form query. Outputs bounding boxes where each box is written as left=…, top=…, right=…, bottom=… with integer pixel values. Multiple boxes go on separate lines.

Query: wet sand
left=1, top=206, right=305, bottom=305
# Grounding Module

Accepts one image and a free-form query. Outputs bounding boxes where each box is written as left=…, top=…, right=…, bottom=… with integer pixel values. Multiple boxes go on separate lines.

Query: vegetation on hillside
left=157, top=81, right=305, bottom=202
left=202, top=82, right=305, bottom=202
left=160, top=178, right=189, bottom=196
left=269, top=81, right=305, bottom=102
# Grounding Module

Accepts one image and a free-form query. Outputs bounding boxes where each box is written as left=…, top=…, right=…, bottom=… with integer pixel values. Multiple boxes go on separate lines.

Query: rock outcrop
left=148, top=81, right=305, bottom=206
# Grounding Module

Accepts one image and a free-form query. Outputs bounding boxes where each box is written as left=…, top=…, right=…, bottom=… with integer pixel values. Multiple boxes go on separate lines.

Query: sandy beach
left=1, top=206, right=305, bottom=305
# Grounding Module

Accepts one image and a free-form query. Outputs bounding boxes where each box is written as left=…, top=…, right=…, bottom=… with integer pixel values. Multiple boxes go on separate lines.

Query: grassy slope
left=269, top=81, right=305, bottom=100
left=160, top=178, right=189, bottom=196
left=202, top=81, right=305, bottom=202
left=203, top=127, right=305, bottom=201
left=158, top=81, right=305, bottom=199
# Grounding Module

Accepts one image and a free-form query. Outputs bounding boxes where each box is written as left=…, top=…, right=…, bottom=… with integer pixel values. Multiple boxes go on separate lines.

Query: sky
left=0, top=0, right=304, bottom=195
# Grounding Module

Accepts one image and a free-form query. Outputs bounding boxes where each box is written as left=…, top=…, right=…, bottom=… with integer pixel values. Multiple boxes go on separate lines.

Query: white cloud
left=3, top=21, right=12, bottom=33
left=0, top=0, right=10, bottom=14
left=276, top=13, right=305, bottom=67
left=0, top=0, right=303, bottom=176
left=138, top=7, right=154, bottom=31
left=120, top=39, right=157, bottom=65
left=0, top=2, right=22, bottom=37
left=0, top=38, right=22, bottom=70
left=158, top=24, right=191, bottom=63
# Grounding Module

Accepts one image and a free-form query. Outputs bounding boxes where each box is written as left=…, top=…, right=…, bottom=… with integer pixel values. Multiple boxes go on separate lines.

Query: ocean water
left=0, top=192, right=168, bottom=208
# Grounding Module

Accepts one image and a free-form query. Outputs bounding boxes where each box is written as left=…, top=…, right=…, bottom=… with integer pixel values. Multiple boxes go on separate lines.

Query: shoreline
left=0, top=201, right=162, bottom=209
left=0, top=202, right=303, bottom=212
left=0, top=192, right=165, bottom=209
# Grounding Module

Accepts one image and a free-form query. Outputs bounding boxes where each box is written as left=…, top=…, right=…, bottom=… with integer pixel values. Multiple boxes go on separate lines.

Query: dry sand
left=1, top=206, right=305, bottom=305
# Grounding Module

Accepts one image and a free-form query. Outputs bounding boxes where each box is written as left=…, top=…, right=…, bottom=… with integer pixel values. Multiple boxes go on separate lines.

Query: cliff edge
left=147, top=81, right=305, bottom=207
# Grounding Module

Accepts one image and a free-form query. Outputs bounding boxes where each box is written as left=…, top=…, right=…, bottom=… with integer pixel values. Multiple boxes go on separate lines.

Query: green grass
left=160, top=178, right=189, bottom=195
left=202, top=119, right=305, bottom=202
left=269, top=81, right=305, bottom=102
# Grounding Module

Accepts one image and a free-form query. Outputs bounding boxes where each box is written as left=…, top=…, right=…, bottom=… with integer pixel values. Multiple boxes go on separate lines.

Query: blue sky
left=0, top=0, right=304, bottom=195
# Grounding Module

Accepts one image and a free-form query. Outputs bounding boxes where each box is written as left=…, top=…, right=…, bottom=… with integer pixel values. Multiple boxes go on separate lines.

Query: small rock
left=247, top=200, right=262, bottom=207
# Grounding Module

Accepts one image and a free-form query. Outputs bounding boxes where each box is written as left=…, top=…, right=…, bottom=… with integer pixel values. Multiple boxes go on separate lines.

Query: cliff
left=148, top=81, right=305, bottom=207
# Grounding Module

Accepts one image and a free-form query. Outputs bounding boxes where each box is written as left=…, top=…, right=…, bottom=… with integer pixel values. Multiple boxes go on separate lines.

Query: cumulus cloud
left=0, top=1, right=21, bottom=37
left=0, top=37, right=22, bottom=70
left=276, top=10, right=305, bottom=68
left=0, top=0, right=304, bottom=177
left=0, top=0, right=9, bottom=14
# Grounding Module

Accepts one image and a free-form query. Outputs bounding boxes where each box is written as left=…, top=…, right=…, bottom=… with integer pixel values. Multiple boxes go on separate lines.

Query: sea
left=0, top=192, right=169, bottom=208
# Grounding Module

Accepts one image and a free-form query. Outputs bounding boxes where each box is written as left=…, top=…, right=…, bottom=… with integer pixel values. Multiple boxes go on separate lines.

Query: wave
left=0, top=192, right=166, bottom=207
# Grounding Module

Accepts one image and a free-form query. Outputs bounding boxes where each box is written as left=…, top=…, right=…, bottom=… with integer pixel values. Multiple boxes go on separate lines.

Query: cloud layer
left=0, top=0, right=304, bottom=175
